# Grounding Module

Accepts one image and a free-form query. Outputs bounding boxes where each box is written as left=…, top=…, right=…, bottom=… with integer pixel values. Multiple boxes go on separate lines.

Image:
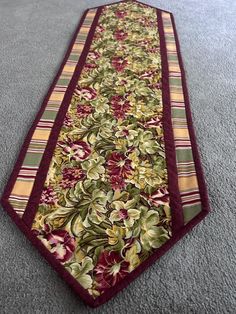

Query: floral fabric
left=32, top=1, right=172, bottom=298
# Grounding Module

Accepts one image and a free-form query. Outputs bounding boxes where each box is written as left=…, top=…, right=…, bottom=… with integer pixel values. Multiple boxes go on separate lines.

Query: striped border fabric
left=8, top=9, right=97, bottom=217
left=1, top=1, right=210, bottom=307
left=162, top=12, right=202, bottom=224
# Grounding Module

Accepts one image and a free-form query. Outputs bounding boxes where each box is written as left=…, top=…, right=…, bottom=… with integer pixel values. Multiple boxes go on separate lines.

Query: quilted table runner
left=1, top=0, right=210, bottom=307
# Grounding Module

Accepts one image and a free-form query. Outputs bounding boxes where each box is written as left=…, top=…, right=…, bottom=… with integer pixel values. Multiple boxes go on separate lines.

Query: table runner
left=1, top=0, right=210, bottom=307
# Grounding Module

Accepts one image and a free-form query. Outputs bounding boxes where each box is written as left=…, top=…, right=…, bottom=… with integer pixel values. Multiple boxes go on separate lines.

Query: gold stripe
left=179, top=176, right=199, bottom=191
left=162, top=11, right=201, bottom=216
left=32, top=129, right=51, bottom=140
left=49, top=92, right=64, bottom=102
left=63, top=65, right=76, bottom=73
left=11, top=181, right=34, bottom=197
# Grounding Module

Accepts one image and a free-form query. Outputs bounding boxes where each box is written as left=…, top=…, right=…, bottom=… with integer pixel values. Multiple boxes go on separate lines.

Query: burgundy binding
left=22, top=7, right=103, bottom=227
left=157, top=9, right=184, bottom=233
left=1, top=1, right=211, bottom=308
left=1, top=9, right=89, bottom=206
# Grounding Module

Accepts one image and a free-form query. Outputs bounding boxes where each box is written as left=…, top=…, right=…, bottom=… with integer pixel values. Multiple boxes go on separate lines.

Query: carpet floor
left=0, top=0, right=235, bottom=313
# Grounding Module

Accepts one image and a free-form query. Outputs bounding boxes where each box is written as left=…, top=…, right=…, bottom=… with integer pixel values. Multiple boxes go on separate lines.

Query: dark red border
left=22, top=7, right=103, bottom=226
left=170, top=13, right=210, bottom=212
left=157, top=10, right=184, bottom=233
left=1, top=1, right=211, bottom=308
left=0, top=8, right=89, bottom=203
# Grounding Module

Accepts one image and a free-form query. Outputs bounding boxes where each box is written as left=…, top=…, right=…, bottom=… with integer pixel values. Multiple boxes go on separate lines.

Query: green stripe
left=169, top=77, right=182, bottom=85
left=57, top=78, right=71, bottom=85
left=23, top=153, right=42, bottom=166
left=183, top=204, right=202, bottom=224
left=41, top=111, right=58, bottom=120
left=176, top=149, right=193, bottom=162
left=68, top=55, right=80, bottom=61
left=172, top=108, right=187, bottom=118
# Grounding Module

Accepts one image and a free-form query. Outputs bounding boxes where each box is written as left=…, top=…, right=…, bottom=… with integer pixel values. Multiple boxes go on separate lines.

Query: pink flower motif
left=107, top=152, right=133, bottom=178
left=110, top=95, right=130, bottom=119
left=114, top=29, right=128, bottom=41
left=139, top=70, right=155, bottom=79
left=138, top=17, right=147, bottom=26
left=88, top=51, right=100, bottom=60
left=40, top=186, right=58, bottom=205
left=149, top=46, right=160, bottom=53
left=75, top=86, right=97, bottom=100
left=77, top=104, right=93, bottom=118
left=145, top=187, right=169, bottom=207
left=115, top=10, right=127, bottom=19
left=109, top=175, right=126, bottom=190
left=58, top=140, right=91, bottom=161
left=138, top=16, right=155, bottom=27
left=121, top=129, right=129, bottom=137
left=34, top=225, right=76, bottom=263
left=60, top=167, right=85, bottom=188
left=144, top=116, right=163, bottom=128
left=139, top=39, right=150, bottom=47
left=97, top=24, right=105, bottom=32
left=118, top=208, right=128, bottom=220
left=94, top=251, right=129, bottom=291
left=151, top=82, right=162, bottom=89
left=111, top=56, right=128, bottom=72
left=84, top=63, right=97, bottom=71
left=47, top=229, right=75, bottom=262
left=63, top=113, right=73, bottom=127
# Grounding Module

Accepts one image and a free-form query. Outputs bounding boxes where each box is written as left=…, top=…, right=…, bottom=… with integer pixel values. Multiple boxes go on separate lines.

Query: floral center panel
left=32, top=1, right=172, bottom=298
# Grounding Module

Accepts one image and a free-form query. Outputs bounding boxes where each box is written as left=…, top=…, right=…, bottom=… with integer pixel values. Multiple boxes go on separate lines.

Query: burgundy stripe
left=157, top=9, right=184, bottom=233
left=22, top=8, right=103, bottom=227
left=1, top=3, right=211, bottom=308
left=181, top=191, right=200, bottom=197
left=17, top=176, right=36, bottom=179
left=0, top=9, right=89, bottom=203
left=182, top=200, right=201, bottom=206
left=170, top=13, right=211, bottom=213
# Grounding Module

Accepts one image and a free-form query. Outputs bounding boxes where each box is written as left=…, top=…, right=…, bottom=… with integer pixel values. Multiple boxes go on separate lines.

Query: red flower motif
left=40, top=186, right=58, bottom=205
left=34, top=225, right=76, bottom=263
left=107, top=152, right=133, bottom=178
left=149, top=46, right=160, bottom=53
left=110, top=95, right=130, bottom=119
left=139, top=70, right=155, bottom=79
left=60, top=167, right=85, bottom=188
left=114, top=29, right=128, bottom=41
left=63, top=113, right=73, bottom=127
left=146, top=187, right=169, bottom=207
left=94, top=251, right=129, bottom=291
left=151, top=82, right=162, bottom=89
left=84, top=63, right=97, bottom=71
left=111, top=56, right=128, bottom=72
left=58, top=140, right=91, bottom=162
left=97, top=24, right=105, bottom=32
left=88, top=51, right=100, bottom=60
left=47, top=229, right=75, bottom=263
left=138, top=39, right=150, bottom=47
left=109, top=175, right=126, bottom=190
left=75, top=86, right=97, bottom=100
left=144, top=116, right=163, bottom=128
left=138, top=16, right=155, bottom=27
left=115, top=10, right=127, bottom=19
left=118, top=208, right=128, bottom=220
left=77, top=104, right=93, bottom=118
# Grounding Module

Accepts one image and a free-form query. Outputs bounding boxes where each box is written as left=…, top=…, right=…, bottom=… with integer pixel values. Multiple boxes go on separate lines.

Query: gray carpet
left=0, top=0, right=235, bottom=313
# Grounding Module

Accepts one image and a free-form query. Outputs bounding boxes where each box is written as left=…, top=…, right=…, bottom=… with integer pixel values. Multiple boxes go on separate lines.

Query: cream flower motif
left=109, top=200, right=140, bottom=227
left=67, top=257, right=94, bottom=289
left=106, top=225, right=126, bottom=245
left=138, top=206, right=170, bottom=251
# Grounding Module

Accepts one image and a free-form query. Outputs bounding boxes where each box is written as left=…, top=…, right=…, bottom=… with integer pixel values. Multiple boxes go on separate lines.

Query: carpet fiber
left=0, top=0, right=235, bottom=313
